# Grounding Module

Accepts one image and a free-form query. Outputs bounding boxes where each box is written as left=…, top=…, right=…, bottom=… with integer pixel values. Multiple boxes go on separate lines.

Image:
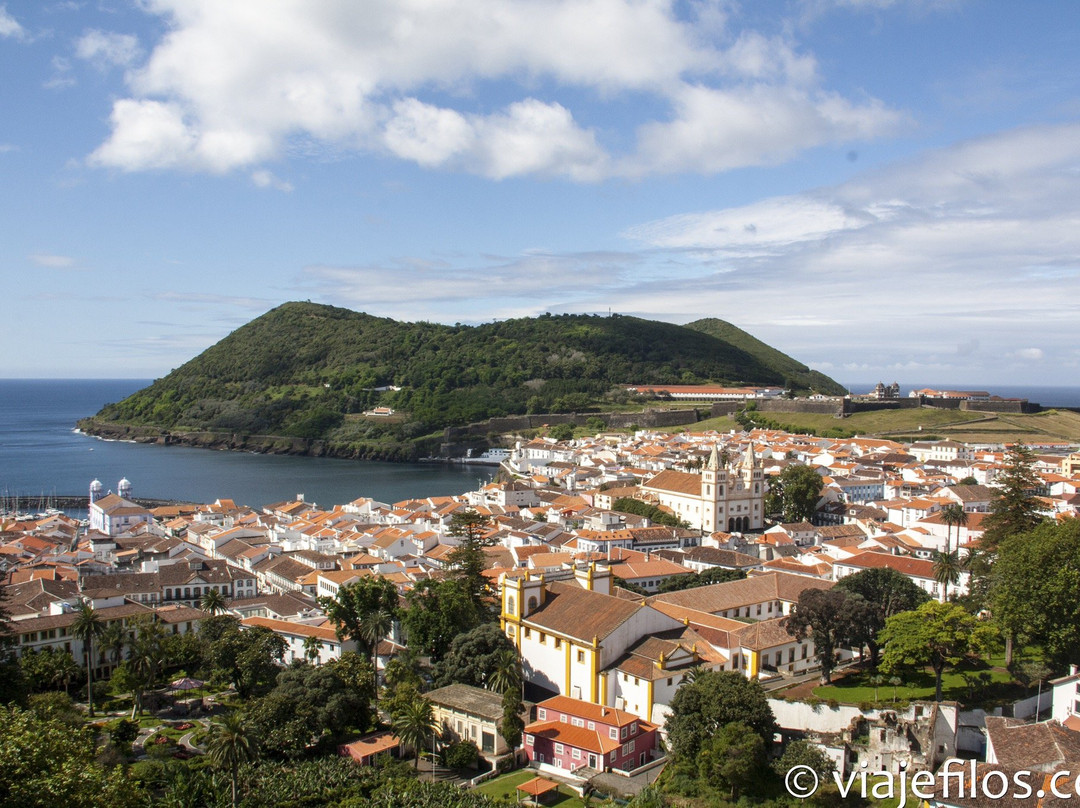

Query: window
left=630, top=723, right=637, bottom=735
left=628, top=740, right=636, bottom=753
left=525, top=735, right=533, bottom=746
left=571, top=717, right=584, bottom=727
left=756, top=604, right=762, bottom=616
left=539, top=632, right=546, bottom=644
left=587, top=721, right=595, bottom=731
left=560, top=714, right=567, bottom=723
left=577, top=650, right=585, bottom=663
left=537, top=708, right=546, bottom=720
left=572, top=748, right=581, bottom=760
left=554, top=743, right=564, bottom=755
left=524, top=627, right=531, bottom=639
left=609, top=728, right=618, bottom=740
left=621, top=726, right=628, bottom=739
left=554, top=637, right=561, bottom=649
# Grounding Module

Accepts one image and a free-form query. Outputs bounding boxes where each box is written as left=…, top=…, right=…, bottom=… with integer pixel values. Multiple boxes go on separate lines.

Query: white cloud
left=30, top=253, right=77, bottom=268
left=0, top=5, right=24, bottom=39
left=1009, top=348, right=1044, bottom=361
left=75, top=29, right=142, bottom=69
left=88, top=0, right=899, bottom=180
left=250, top=169, right=293, bottom=192
left=617, top=122, right=1080, bottom=382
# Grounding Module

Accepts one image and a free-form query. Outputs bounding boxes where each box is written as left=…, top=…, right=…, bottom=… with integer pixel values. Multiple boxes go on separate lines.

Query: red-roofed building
left=523, top=695, right=660, bottom=775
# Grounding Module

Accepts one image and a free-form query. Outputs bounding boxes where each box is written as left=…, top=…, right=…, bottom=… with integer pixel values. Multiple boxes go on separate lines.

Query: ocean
left=0, top=379, right=479, bottom=512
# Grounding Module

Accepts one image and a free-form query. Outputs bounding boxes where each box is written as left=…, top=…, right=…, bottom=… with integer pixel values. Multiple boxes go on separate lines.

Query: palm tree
left=889, top=676, right=902, bottom=704
left=488, top=648, right=521, bottom=696
left=70, top=601, right=104, bottom=716
left=360, top=608, right=393, bottom=708
left=100, top=620, right=129, bottom=669
left=932, top=550, right=963, bottom=602
left=129, top=616, right=166, bottom=718
left=206, top=711, right=259, bottom=808
left=940, top=503, right=968, bottom=554
left=392, top=695, right=438, bottom=769
left=200, top=588, right=228, bottom=616
left=302, top=634, right=322, bottom=666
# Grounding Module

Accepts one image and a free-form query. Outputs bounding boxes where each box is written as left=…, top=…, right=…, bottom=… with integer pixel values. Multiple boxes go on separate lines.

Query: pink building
left=523, top=695, right=659, bottom=774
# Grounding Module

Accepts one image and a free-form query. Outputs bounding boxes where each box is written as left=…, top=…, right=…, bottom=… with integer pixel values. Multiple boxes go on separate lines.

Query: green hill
left=81, top=302, right=844, bottom=452
left=685, top=318, right=848, bottom=396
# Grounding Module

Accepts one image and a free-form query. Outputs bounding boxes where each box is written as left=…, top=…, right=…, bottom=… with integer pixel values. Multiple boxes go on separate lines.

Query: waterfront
left=0, top=379, right=480, bottom=511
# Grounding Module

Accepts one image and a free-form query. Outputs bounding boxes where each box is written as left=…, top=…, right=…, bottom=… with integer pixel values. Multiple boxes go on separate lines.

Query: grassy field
left=648, top=407, right=1080, bottom=444
left=473, top=771, right=590, bottom=808
left=810, top=647, right=1049, bottom=709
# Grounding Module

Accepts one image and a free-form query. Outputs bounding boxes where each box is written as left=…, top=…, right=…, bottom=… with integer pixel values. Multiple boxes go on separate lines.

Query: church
left=639, top=444, right=765, bottom=533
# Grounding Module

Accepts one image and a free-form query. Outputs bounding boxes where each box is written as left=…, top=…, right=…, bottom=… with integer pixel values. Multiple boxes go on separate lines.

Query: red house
left=523, top=695, right=659, bottom=774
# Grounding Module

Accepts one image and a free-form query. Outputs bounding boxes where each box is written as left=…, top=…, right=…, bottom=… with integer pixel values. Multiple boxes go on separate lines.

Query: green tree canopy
left=766, top=464, right=824, bottom=523
left=401, top=578, right=481, bottom=662
left=784, top=588, right=865, bottom=684
left=201, top=617, right=286, bottom=699
left=0, top=706, right=143, bottom=808
left=445, top=509, right=496, bottom=607
left=834, top=567, right=930, bottom=669
left=879, top=600, right=995, bottom=702
left=248, top=664, right=371, bottom=758
left=989, top=518, right=1080, bottom=667
left=665, top=670, right=776, bottom=762
left=318, top=577, right=400, bottom=654
left=432, top=623, right=517, bottom=690
left=697, top=721, right=767, bottom=800
left=981, top=444, right=1045, bottom=550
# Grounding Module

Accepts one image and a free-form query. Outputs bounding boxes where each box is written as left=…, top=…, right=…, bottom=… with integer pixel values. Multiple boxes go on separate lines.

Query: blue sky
left=3, top=1, right=1079, bottom=388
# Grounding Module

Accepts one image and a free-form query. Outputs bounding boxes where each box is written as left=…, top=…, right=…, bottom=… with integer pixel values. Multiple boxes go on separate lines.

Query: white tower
left=89, top=479, right=103, bottom=505
left=118, top=477, right=132, bottom=500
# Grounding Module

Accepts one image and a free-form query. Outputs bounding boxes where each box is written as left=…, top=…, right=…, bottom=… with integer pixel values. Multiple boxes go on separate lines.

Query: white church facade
left=640, top=445, right=765, bottom=533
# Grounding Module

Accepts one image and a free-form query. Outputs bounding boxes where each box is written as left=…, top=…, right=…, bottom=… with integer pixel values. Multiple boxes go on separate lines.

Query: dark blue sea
left=0, top=379, right=479, bottom=512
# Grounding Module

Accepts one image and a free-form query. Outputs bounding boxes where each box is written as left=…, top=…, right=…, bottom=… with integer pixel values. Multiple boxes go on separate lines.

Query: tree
left=0, top=706, right=144, bottom=808
left=989, top=518, right=1080, bottom=667
left=500, top=687, right=525, bottom=762
left=445, top=509, right=495, bottom=607
left=932, top=550, right=963, bottom=602
left=391, top=694, right=438, bottom=769
left=784, top=588, right=862, bottom=684
left=360, top=608, right=394, bottom=708
left=401, top=578, right=480, bottom=662
left=200, top=588, right=228, bottom=616
left=879, top=600, right=995, bottom=702
left=433, top=622, right=517, bottom=689
left=772, top=739, right=835, bottom=780
left=488, top=647, right=522, bottom=696
left=303, top=634, right=322, bottom=666
left=327, top=651, right=376, bottom=710
left=99, top=621, right=129, bottom=669
left=697, top=721, right=766, bottom=800
left=444, top=740, right=480, bottom=770
left=70, top=602, right=104, bottom=716
left=319, top=577, right=399, bottom=657
left=206, top=711, right=259, bottom=808
left=665, top=670, right=776, bottom=762
left=19, top=647, right=79, bottom=694
left=202, top=618, right=285, bottom=699
left=981, top=444, right=1045, bottom=551
left=248, top=665, right=371, bottom=758
left=835, top=567, right=930, bottom=670
left=126, top=615, right=167, bottom=717
left=766, top=464, right=824, bottom=523
left=107, top=717, right=139, bottom=756
left=940, top=503, right=968, bottom=554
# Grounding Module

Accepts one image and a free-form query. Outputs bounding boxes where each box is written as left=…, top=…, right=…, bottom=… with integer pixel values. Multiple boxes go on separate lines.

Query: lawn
left=473, top=770, right=589, bottom=808
left=812, top=660, right=1024, bottom=709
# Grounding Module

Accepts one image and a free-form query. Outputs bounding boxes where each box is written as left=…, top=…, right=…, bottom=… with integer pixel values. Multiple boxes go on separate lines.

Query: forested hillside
left=685, top=318, right=846, bottom=396
left=83, top=302, right=842, bottom=448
